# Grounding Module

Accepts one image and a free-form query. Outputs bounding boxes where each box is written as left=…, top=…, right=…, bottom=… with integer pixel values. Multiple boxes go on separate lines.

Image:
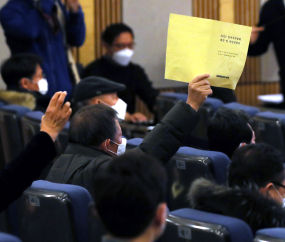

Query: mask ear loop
left=273, top=185, right=285, bottom=203
left=105, top=140, right=117, bottom=156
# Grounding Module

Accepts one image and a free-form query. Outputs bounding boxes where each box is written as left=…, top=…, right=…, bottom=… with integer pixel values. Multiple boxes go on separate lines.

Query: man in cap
left=72, top=76, right=147, bottom=122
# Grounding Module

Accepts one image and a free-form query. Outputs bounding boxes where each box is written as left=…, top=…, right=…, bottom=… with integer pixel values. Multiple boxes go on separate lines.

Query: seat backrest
left=126, top=138, right=143, bottom=150
left=221, top=102, right=260, bottom=117
left=21, top=111, right=44, bottom=146
left=255, top=228, right=285, bottom=242
left=252, top=112, right=285, bottom=157
left=0, top=105, right=31, bottom=164
left=160, top=208, right=253, bottom=242
left=166, top=147, right=230, bottom=211
left=17, top=180, right=93, bottom=242
left=155, top=93, right=188, bottom=122
left=0, top=232, right=21, bottom=242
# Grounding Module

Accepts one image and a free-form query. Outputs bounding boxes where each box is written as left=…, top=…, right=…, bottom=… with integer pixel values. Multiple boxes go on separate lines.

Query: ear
left=102, top=41, right=111, bottom=49
left=99, top=139, right=110, bottom=153
left=260, top=182, right=273, bottom=196
left=89, top=98, right=100, bottom=105
left=94, top=98, right=102, bottom=104
left=153, top=203, right=167, bottom=228
left=20, top=78, right=30, bottom=89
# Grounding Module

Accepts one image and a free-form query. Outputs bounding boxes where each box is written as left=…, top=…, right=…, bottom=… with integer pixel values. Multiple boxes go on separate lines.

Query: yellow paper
left=165, top=14, right=252, bottom=90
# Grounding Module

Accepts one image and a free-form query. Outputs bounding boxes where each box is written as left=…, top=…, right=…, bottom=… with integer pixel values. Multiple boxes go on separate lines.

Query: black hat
left=73, top=76, right=126, bottom=103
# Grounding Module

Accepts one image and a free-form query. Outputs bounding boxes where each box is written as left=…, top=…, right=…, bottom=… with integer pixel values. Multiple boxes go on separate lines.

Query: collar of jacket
left=64, top=143, right=112, bottom=157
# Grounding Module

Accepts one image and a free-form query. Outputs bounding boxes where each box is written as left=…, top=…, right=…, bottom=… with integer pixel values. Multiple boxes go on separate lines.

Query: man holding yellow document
left=165, top=14, right=252, bottom=102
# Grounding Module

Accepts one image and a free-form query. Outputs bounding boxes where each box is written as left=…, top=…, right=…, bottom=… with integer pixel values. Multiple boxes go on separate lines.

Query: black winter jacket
left=47, top=101, right=200, bottom=197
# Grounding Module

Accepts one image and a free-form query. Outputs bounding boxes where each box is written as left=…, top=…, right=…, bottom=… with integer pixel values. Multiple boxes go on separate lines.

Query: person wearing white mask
left=83, top=23, right=159, bottom=118
left=47, top=73, right=213, bottom=198
left=72, top=76, right=147, bottom=122
left=0, top=53, right=50, bottom=112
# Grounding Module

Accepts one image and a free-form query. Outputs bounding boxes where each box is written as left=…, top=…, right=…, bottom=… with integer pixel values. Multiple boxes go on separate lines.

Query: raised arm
left=137, top=74, right=212, bottom=164
left=0, top=91, right=71, bottom=212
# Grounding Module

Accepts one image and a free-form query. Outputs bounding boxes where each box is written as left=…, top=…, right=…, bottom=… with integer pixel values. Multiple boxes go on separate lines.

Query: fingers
left=55, top=91, right=67, bottom=110
left=252, top=27, right=264, bottom=33
left=61, top=101, right=71, bottom=114
left=48, top=91, right=62, bottom=108
left=191, top=74, right=210, bottom=83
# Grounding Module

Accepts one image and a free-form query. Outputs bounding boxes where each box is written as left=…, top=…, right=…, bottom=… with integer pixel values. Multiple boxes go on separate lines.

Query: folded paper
left=165, top=14, right=252, bottom=90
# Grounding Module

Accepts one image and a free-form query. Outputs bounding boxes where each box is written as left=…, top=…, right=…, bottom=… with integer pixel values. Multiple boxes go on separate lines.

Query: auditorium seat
left=126, top=138, right=143, bottom=150
left=166, top=147, right=230, bottom=211
left=155, top=92, right=187, bottom=122
left=255, top=228, right=285, bottom=242
left=17, top=180, right=92, bottom=242
left=221, top=102, right=260, bottom=117
left=21, top=111, right=44, bottom=145
left=22, top=111, right=70, bottom=155
left=0, top=232, right=21, bottom=242
left=0, top=105, right=31, bottom=164
left=160, top=208, right=253, bottom=242
left=252, top=112, right=285, bottom=156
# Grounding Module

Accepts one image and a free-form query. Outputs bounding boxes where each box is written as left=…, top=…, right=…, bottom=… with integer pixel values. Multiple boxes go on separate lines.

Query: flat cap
left=73, top=76, right=126, bottom=103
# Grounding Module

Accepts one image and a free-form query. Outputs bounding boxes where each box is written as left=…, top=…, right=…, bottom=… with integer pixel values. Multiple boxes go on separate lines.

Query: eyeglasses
left=272, top=182, right=285, bottom=189
left=112, top=42, right=135, bottom=49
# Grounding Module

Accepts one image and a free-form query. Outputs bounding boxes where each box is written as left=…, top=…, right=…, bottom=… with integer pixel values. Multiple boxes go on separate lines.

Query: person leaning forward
left=46, top=74, right=213, bottom=197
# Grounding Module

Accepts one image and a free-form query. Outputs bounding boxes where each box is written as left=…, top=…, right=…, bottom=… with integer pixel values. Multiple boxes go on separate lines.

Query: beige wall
left=123, top=0, right=192, bottom=88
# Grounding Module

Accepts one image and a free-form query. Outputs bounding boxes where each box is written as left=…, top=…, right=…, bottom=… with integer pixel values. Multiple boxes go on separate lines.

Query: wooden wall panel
left=193, top=0, right=219, bottom=20
left=75, top=0, right=122, bottom=66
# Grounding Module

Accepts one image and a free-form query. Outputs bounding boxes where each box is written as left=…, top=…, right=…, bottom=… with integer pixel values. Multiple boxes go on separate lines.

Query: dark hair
left=102, top=23, right=134, bottom=46
left=93, top=152, right=167, bottom=238
left=69, top=104, right=117, bottom=147
left=228, top=143, right=285, bottom=188
left=207, top=109, right=253, bottom=158
left=1, top=53, right=43, bottom=87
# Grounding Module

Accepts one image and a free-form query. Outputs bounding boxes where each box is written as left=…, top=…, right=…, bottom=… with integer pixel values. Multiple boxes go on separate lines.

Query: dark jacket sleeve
left=248, top=2, right=272, bottom=56
left=62, top=4, right=86, bottom=47
left=135, top=101, right=200, bottom=164
left=0, top=132, right=57, bottom=212
left=134, top=65, right=159, bottom=112
left=0, top=2, right=43, bottom=40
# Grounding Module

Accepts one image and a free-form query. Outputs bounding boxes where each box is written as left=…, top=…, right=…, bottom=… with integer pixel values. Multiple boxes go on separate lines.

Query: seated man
left=93, top=152, right=167, bottom=242
left=189, top=143, right=285, bottom=234
left=207, top=109, right=255, bottom=158
left=83, top=23, right=159, bottom=117
left=46, top=74, right=212, bottom=197
left=72, top=76, right=147, bottom=122
left=0, top=53, right=50, bottom=111
left=0, top=91, right=71, bottom=212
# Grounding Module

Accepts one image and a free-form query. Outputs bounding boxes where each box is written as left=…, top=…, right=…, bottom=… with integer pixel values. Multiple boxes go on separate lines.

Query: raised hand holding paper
left=165, top=14, right=252, bottom=90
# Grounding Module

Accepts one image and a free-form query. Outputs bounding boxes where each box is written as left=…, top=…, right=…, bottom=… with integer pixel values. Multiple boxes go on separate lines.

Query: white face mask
left=105, top=137, right=127, bottom=156
left=112, top=48, right=134, bottom=66
left=273, top=185, right=285, bottom=208
left=38, top=78, right=48, bottom=95
left=112, top=98, right=127, bottom=120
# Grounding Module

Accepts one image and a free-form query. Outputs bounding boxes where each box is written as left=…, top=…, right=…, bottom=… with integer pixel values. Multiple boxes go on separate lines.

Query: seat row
left=0, top=103, right=69, bottom=169
left=157, top=92, right=285, bottom=156
left=1, top=180, right=285, bottom=242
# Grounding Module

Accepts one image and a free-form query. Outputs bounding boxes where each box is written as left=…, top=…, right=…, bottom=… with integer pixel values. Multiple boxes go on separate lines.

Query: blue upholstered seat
left=0, top=232, right=21, bottom=242
left=160, top=208, right=253, bottom=242
left=17, top=180, right=93, bottom=242
left=255, top=228, right=285, bottom=242
left=222, top=102, right=260, bottom=117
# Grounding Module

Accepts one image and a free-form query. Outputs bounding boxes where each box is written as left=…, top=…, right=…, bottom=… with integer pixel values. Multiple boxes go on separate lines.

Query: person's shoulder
left=83, top=57, right=105, bottom=76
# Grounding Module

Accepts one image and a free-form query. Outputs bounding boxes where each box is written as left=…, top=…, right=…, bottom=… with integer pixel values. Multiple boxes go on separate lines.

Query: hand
left=186, top=74, right=212, bottom=111
left=125, top=112, right=147, bottom=123
left=66, top=0, right=80, bottom=12
left=40, top=91, right=72, bottom=141
left=250, top=27, right=264, bottom=44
